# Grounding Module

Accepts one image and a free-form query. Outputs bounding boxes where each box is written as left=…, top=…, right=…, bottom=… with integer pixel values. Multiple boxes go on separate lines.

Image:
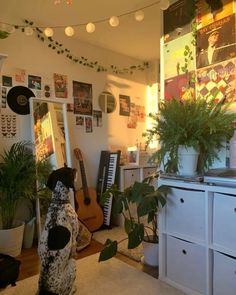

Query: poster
left=85, top=116, right=93, bottom=133
left=75, top=115, right=84, bottom=127
left=164, top=33, right=195, bottom=79
left=0, top=112, right=19, bottom=139
left=119, top=94, right=130, bottom=116
left=196, top=14, right=236, bottom=69
left=28, top=75, right=42, bottom=90
left=73, top=81, right=93, bottom=115
left=196, top=59, right=236, bottom=102
left=163, top=0, right=195, bottom=43
left=53, top=73, right=68, bottom=98
left=196, top=0, right=233, bottom=29
left=165, top=71, right=195, bottom=100
left=2, top=76, right=12, bottom=87
left=136, top=105, right=145, bottom=122
left=127, top=103, right=137, bottom=129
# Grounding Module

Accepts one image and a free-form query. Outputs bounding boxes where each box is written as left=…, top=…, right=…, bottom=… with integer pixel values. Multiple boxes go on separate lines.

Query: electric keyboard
left=96, top=150, right=121, bottom=227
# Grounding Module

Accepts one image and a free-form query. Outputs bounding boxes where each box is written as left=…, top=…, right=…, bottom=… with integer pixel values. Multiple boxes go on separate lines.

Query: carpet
left=0, top=253, right=184, bottom=295
left=93, top=226, right=143, bottom=262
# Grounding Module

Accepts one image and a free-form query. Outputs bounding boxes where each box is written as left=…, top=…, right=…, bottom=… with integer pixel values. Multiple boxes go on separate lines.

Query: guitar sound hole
left=84, top=198, right=91, bottom=205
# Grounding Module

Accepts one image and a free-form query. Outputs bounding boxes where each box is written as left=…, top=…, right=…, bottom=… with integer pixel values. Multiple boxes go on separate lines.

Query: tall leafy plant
left=144, top=97, right=236, bottom=175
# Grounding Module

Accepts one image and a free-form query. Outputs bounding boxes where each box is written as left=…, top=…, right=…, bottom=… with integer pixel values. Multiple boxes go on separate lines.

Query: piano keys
left=96, top=150, right=121, bottom=227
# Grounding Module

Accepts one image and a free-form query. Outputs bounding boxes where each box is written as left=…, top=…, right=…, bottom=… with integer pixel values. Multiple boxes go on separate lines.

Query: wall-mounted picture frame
left=127, top=149, right=139, bottom=165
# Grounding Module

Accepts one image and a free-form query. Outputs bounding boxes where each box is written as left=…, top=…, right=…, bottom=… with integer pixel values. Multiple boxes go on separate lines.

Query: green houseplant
left=144, top=96, right=236, bottom=175
left=98, top=173, right=169, bottom=263
left=0, top=141, right=52, bottom=255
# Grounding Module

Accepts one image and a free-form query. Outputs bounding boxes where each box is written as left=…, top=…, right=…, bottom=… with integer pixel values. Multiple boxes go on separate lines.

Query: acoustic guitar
left=74, top=148, right=104, bottom=232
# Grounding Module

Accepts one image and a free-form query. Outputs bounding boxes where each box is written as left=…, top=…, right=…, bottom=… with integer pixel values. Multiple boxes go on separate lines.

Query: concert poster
left=73, top=81, right=93, bottom=116
left=196, top=0, right=233, bottom=29
left=164, top=33, right=195, bottom=80
left=164, top=71, right=195, bottom=101
left=136, top=105, right=145, bottom=122
left=119, top=94, right=130, bottom=116
left=196, top=14, right=236, bottom=69
left=93, top=110, right=102, bottom=127
left=196, top=59, right=236, bottom=102
left=127, top=103, right=137, bottom=129
left=163, top=0, right=195, bottom=43
left=53, top=73, right=68, bottom=98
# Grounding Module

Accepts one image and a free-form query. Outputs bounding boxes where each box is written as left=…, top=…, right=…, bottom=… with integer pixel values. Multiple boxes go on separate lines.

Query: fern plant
left=144, top=97, right=236, bottom=175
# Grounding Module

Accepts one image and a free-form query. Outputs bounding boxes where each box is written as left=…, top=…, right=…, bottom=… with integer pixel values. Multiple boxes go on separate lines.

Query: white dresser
left=158, top=178, right=236, bottom=295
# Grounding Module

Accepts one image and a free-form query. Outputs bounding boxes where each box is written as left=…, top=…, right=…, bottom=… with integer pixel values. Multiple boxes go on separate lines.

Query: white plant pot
left=23, top=217, right=36, bottom=249
left=142, top=240, right=159, bottom=267
left=0, top=222, right=25, bottom=257
left=178, top=145, right=199, bottom=176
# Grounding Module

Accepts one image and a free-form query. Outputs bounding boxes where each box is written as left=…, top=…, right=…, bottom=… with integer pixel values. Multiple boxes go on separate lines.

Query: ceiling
left=0, top=0, right=162, bottom=61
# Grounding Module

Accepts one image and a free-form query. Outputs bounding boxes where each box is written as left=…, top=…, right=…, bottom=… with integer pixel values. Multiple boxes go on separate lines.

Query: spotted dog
left=38, top=167, right=79, bottom=295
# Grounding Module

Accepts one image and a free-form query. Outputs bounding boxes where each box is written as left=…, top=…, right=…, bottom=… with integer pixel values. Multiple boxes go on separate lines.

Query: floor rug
left=93, top=226, right=143, bottom=262
left=0, top=253, right=184, bottom=295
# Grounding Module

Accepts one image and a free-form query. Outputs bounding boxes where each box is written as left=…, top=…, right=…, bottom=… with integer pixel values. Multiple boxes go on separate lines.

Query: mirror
left=98, top=91, right=116, bottom=113
left=30, top=98, right=72, bottom=238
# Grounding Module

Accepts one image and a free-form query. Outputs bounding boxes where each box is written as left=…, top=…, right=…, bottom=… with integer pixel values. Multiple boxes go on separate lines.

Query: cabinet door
left=167, top=236, right=206, bottom=294
left=166, top=187, right=205, bottom=241
left=123, top=169, right=140, bottom=189
left=213, top=251, right=236, bottom=295
left=213, top=193, right=236, bottom=251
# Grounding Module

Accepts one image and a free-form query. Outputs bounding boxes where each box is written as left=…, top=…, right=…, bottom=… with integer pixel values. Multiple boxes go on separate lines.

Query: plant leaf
left=99, top=239, right=118, bottom=261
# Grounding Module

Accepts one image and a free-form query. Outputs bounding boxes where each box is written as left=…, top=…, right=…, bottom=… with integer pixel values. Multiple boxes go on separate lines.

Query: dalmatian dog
left=38, top=167, right=79, bottom=295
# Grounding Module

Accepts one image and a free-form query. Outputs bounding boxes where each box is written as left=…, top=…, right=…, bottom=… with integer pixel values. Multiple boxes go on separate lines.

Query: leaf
left=128, top=223, right=144, bottom=249
left=99, top=239, right=118, bottom=261
left=0, top=30, right=9, bottom=39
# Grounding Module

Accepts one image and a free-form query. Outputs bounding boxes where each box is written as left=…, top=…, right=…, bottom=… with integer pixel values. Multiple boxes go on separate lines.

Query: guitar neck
left=79, top=160, right=90, bottom=198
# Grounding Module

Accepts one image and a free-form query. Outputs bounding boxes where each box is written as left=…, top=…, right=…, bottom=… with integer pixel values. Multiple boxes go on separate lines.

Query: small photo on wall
left=119, top=94, right=130, bottom=116
left=136, top=105, right=145, bottom=122
left=2, top=76, right=12, bottom=87
left=93, top=110, right=102, bottom=127
left=28, top=75, right=42, bottom=90
left=85, top=116, right=93, bottom=133
left=75, top=115, right=84, bottom=127
left=73, top=81, right=93, bottom=116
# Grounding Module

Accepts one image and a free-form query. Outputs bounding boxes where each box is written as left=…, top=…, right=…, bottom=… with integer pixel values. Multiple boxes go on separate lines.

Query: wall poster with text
left=73, top=81, right=93, bottom=115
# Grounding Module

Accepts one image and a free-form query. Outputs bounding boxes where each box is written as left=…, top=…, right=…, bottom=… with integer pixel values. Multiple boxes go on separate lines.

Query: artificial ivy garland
left=0, top=19, right=149, bottom=75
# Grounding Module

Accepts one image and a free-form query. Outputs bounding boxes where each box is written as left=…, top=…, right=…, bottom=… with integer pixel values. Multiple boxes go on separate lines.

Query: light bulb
left=24, top=26, right=34, bottom=36
left=134, top=10, right=144, bottom=22
left=109, top=16, right=119, bottom=27
left=65, top=26, right=74, bottom=37
left=44, top=27, right=54, bottom=37
left=160, top=0, right=170, bottom=10
left=86, top=22, right=95, bottom=33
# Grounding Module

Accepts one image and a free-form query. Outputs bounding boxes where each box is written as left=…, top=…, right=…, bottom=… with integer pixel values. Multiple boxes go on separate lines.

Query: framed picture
left=127, top=149, right=139, bottom=165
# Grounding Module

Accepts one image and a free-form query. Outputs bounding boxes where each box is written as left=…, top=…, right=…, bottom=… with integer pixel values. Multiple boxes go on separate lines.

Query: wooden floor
left=17, top=239, right=158, bottom=282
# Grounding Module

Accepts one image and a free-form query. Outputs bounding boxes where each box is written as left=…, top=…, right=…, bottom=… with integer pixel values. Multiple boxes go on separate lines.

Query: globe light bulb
left=65, top=26, right=74, bottom=37
left=44, top=27, right=54, bottom=37
left=160, top=0, right=170, bottom=10
left=134, top=10, right=144, bottom=22
left=24, top=26, right=34, bottom=36
left=86, top=22, right=95, bottom=33
left=109, top=16, right=119, bottom=27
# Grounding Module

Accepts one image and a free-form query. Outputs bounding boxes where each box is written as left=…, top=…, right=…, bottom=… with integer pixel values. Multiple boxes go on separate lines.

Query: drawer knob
left=182, top=249, right=187, bottom=255
left=234, top=208, right=236, bottom=212
left=180, top=198, right=184, bottom=203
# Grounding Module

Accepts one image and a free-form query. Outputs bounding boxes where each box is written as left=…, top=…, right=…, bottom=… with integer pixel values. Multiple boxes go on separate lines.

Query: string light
left=109, top=16, right=119, bottom=27
left=0, top=0, right=170, bottom=38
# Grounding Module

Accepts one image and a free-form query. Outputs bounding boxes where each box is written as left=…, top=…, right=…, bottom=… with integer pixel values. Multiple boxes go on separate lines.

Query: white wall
left=0, top=30, right=157, bottom=188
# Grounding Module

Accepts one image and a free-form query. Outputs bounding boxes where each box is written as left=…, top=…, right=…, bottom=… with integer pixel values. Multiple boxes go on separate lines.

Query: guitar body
left=74, top=148, right=104, bottom=232
left=75, top=187, right=104, bottom=232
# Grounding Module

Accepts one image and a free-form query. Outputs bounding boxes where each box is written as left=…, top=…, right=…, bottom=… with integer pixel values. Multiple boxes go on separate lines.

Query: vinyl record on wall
left=7, top=86, right=35, bottom=115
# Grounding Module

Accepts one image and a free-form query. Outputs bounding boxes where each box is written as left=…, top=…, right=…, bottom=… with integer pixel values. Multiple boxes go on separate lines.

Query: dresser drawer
left=123, top=169, right=140, bottom=189
left=166, top=235, right=206, bottom=294
left=166, top=188, right=205, bottom=241
left=213, top=251, right=236, bottom=295
left=213, top=193, right=236, bottom=250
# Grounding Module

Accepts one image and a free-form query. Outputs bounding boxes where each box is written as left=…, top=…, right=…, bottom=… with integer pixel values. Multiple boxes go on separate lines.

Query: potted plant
left=144, top=96, right=236, bottom=176
left=0, top=141, right=50, bottom=255
left=98, top=173, right=169, bottom=266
